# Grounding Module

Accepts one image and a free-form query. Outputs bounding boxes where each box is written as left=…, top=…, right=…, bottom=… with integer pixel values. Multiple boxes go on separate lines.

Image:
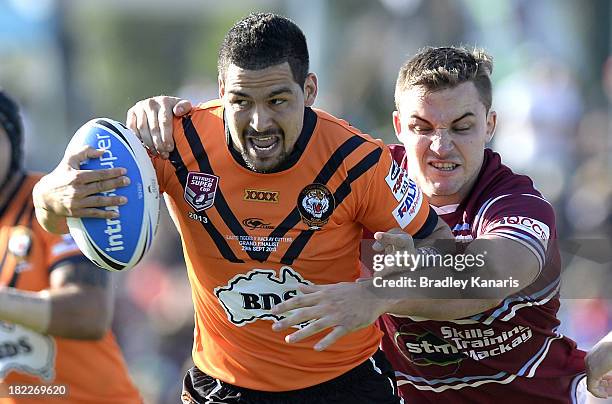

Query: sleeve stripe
left=412, top=206, right=438, bottom=239
left=488, top=230, right=544, bottom=271
left=473, top=194, right=511, bottom=236
left=488, top=226, right=548, bottom=256
left=48, top=255, right=91, bottom=273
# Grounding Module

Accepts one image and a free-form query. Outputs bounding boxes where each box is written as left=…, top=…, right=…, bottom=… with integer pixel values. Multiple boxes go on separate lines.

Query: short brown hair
left=394, top=46, right=493, bottom=111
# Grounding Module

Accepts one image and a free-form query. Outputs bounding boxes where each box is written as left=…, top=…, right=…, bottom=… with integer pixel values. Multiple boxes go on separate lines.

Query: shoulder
left=193, top=99, right=224, bottom=115
left=173, top=99, right=224, bottom=127
left=312, top=108, right=387, bottom=151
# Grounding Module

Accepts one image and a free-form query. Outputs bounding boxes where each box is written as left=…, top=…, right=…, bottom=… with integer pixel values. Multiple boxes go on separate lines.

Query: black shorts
left=181, top=350, right=402, bottom=404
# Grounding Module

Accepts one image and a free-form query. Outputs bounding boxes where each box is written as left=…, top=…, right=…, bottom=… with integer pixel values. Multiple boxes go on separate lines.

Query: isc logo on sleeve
left=491, top=216, right=551, bottom=243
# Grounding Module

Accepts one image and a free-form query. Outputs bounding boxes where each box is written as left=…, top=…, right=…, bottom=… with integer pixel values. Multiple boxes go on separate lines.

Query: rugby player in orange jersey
left=32, top=13, right=452, bottom=404
left=0, top=90, right=141, bottom=403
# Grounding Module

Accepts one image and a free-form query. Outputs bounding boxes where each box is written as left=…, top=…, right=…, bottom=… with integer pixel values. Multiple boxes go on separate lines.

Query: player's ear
left=486, top=110, right=497, bottom=143
left=303, top=73, right=317, bottom=107
left=218, top=75, right=226, bottom=99
left=392, top=110, right=402, bottom=140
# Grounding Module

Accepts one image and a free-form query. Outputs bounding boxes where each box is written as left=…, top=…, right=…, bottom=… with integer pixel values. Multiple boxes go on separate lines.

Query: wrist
left=360, top=279, right=406, bottom=317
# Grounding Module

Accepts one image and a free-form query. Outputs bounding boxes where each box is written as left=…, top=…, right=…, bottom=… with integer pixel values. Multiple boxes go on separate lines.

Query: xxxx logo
left=244, top=189, right=279, bottom=203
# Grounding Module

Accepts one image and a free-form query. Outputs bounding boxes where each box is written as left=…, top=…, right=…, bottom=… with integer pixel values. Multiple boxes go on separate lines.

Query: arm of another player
left=377, top=230, right=538, bottom=319
left=586, top=331, right=612, bottom=399
left=33, top=146, right=129, bottom=234
left=0, top=257, right=113, bottom=339
left=126, top=96, right=192, bottom=159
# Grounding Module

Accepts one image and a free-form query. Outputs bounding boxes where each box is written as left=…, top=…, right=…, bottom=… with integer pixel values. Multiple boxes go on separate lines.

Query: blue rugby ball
left=66, top=118, right=160, bottom=271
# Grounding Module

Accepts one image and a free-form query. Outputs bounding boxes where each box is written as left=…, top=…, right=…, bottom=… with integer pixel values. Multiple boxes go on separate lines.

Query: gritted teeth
left=430, top=162, right=459, bottom=171
left=249, top=135, right=280, bottom=151
left=249, top=135, right=278, bottom=147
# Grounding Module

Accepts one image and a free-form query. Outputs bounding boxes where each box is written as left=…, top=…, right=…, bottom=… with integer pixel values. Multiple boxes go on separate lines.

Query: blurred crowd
left=0, top=0, right=610, bottom=402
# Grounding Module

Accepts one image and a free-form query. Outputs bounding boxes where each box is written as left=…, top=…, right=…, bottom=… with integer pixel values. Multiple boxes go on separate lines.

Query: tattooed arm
left=0, top=257, right=112, bottom=339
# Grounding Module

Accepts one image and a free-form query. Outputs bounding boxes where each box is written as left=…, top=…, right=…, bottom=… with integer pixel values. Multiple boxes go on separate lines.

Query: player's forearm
left=384, top=296, right=500, bottom=320
left=0, top=286, right=111, bottom=339
left=32, top=181, right=69, bottom=234
left=0, top=287, right=51, bottom=334
left=46, top=285, right=112, bottom=339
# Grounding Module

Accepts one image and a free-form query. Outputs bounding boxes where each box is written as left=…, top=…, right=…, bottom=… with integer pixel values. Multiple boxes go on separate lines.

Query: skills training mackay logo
left=184, top=172, right=219, bottom=211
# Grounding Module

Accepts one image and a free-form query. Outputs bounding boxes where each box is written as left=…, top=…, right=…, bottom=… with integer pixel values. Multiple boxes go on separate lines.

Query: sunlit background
left=0, top=0, right=610, bottom=402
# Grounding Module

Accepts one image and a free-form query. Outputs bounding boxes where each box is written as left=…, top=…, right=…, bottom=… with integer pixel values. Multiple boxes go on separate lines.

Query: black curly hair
left=217, top=13, right=309, bottom=87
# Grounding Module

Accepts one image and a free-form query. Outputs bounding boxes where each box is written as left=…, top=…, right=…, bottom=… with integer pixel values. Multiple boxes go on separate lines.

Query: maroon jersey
left=376, top=146, right=586, bottom=403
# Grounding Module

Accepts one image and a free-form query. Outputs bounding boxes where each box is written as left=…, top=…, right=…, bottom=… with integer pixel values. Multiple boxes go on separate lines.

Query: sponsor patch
left=184, top=172, right=219, bottom=211
left=214, top=267, right=312, bottom=327
left=297, top=184, right=335, bottom=230
left=392, top=179, right=423, bottom=228
left=489, top=216, right=550, bottom=244
left=385, top=160, right=411, bottom=201
left=0, top=322, right=56, bottom=381
left=244, top=189, right=279, bottom=203
left=242, top=218, right=274, bottom=230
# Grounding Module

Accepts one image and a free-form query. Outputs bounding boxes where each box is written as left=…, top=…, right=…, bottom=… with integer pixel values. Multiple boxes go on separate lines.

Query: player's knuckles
left=145, top=97, right=161, bottom=110
left=71, top=170, right=91, bottom=185
left=158, top=113, right=172, bottom=128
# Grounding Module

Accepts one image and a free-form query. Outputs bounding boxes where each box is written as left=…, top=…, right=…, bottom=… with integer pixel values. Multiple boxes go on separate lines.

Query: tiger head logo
left=302, top=189, right=330, bottom=219
left=297, top=184, right=335, bottom=230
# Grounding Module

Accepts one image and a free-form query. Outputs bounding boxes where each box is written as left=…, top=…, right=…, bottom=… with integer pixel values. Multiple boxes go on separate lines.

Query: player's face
left=393, top=82, right=496, bottom=206
left=0, top=126, right=11, bottom=187
left=219, top=62, right=317, bottom=173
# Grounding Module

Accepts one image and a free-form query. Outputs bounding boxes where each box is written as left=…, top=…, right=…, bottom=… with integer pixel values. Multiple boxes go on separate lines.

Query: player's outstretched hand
left=126, top=96, right=192, bottom=159
left=34, top=146, right=129, bottom=221
left=271, top=281, right=388, bottom=351
left=586, top=332, right=612, bottom=398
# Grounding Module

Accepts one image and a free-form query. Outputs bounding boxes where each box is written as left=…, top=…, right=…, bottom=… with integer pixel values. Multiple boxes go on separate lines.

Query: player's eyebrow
left=227, top=88, right=293, bottom=98
left=409, top=115, right=432, bottom=125
left=268, top=88, right=293, bottom=97
left=451, top=112, right=475, bottom=123
left=227, top=90, right=251, bottom=97
left=409, top=112, right=475, bottom=124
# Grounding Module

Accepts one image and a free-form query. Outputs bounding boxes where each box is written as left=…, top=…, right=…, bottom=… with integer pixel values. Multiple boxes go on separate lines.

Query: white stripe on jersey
left=396, top=371, right=517, bottom=392
left=487, top=230, right=545, bottom=272
left=497, top=282, right=560, bottom=323
left=473, top=194, right=511, bottom=236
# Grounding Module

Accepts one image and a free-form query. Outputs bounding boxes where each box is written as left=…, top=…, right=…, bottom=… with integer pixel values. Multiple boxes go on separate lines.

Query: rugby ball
left=66, top=118, right=160, bottom=271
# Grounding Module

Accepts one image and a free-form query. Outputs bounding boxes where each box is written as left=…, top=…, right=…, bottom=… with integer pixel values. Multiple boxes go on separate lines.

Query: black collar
left=225, top=107, right=317, bottom=173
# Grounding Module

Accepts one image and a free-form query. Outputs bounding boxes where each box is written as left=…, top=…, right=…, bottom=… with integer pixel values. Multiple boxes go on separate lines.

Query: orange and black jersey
left=0, top=174, right=141, bottom=404
left=152, top=101, right=437, bottom=391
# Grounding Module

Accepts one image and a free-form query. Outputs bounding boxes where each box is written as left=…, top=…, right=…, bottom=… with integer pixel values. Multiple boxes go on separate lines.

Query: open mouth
left=250, top=135, right=279, bottom=151
left=247, top=135, right=281, bottom=152
left=429, top=162, right=460, bottom=171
